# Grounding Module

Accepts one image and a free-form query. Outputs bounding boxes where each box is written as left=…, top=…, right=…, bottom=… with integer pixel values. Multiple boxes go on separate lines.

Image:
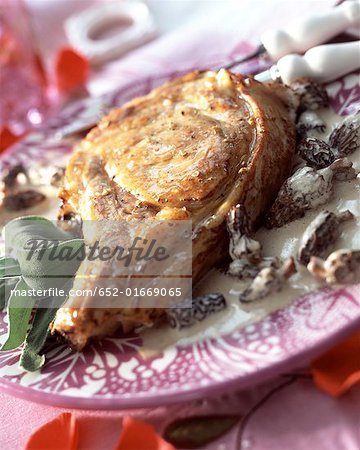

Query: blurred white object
left=65, top=0, right=156, bottom=65
left=261, top=0, right=360, bottom=61
left=255, top=40, right=360, bottom=84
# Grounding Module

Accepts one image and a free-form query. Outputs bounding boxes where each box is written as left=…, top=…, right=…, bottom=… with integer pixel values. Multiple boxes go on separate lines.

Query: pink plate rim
left=0, top=311, right=359, bottom=410
left=0, top=69, right=359, bottom=410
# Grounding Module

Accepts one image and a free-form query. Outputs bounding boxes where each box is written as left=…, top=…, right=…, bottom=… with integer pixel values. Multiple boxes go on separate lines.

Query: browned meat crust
left=52, top=70, right=297, bottom=349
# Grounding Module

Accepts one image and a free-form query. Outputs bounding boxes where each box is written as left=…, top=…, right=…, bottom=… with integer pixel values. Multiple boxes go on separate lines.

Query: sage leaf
left=0, top=217, right=83, bottom=368
left=0, top=257, right=21, bottom=309
left=1, top=278, right=35, bottom=351
left=20, top=288, right=70, bottom=372
left=0, top=256, right=21, bottom=278
left=4, top=216, right=74, bottom=249
left=0, top=278, right=19, bottom=310
left=4, top=216, right=84, bottom=291
left=17, top=238, right=84, bottom=292
left=163, top=415, right=240, bottom=449
left=20, top=350, right=45, bottom=372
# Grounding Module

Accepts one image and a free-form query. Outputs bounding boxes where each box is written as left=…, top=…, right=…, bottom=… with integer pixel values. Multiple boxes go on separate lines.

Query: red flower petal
left=55, top=47, right=89, bottom=95
left=311, top=330, right=360, bottom=396
left=0, top=127, right=25, bottom=152
left=25, top=412, right=79, bottom=450
left=114, top=416, right=175, bottom=450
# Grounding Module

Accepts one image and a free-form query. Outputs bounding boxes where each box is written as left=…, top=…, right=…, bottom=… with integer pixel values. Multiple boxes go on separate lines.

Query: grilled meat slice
left=52, top=69, right=297, bottom=349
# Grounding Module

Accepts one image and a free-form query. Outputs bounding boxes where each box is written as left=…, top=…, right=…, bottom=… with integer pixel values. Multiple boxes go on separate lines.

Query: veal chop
left=52, top=69, right=297, bottom=349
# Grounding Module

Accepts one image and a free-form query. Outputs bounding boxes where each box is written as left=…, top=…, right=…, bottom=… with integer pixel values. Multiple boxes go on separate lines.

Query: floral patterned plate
left=0, top=71, right=359, bottom=409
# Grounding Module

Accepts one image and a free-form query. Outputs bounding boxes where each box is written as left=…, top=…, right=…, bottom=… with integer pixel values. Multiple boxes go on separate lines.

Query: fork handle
left=276, top=41, right=360, bottom=84
left=262, top=1, right=360, bottom=61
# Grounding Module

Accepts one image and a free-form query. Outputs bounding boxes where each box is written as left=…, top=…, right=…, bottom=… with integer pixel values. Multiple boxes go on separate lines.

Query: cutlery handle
left=276, top=41, right=360, bottom=84
left=262, top=1, right=360, bottom=61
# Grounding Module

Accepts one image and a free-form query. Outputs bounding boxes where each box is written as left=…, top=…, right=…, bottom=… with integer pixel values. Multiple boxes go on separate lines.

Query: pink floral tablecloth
left=2, top=1, right=359, bottom=449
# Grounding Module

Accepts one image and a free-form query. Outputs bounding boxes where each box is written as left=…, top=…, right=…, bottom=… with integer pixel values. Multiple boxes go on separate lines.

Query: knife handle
left=261, top=1, right=360, bottom=61
left=276, top=41, right=360, bottom=84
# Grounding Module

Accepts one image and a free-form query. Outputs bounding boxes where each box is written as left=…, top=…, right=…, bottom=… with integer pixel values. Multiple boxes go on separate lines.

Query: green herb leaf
left=20, top=349, right=45, bottom=372
left=1, top=278, right=35, bottom=351
left=18, top=238, right=84, bottom=292
left=4, top=216, right=84, bottom=291
left=0, top=216, right=84, bottom=371
left=19, top=308, right=55, bottom=372
left=0, top=256, right=21, bottom=278
left=163, top=415, right=240, bottom=449
left=0, top=278, right=19, bottom=310
left=4, top=216, right=74, bottom=248
left=0, top=257, right=21, bottom=310
left=1, top=217, right=83, bottom=370
left=20, top=287, right=70, bottom=372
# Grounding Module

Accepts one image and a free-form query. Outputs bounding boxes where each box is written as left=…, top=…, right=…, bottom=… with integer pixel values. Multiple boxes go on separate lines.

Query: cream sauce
left=0, top=186, right=60, bottom=229
left=0, top=153, right=68, bottom=253
left=1, top=109, right=359, bottom=357
left=140, top=108, right=360, bottom=355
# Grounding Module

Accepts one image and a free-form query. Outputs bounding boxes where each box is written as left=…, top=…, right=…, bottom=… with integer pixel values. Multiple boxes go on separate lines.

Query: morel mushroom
left=227, top=204, right=261, bottom=263
left=329, top=113, right=360, bottom=157
left=228, top=256, right=281, bottom=279
left=307, top=249, right=360, bottom=284
left=2, top=164, right=27, bottom=189
left=297, top=137, right=335, bottom=169
left=329, top=157, right=358, bottom=181
left=3, top=189, right=46, bottom=211
left=290, top=78, right=329, bottom=111
left=265, top=158, right=358, bottom=228
left=227, top=205, right=282, bottom=280
left=296, top=111, right=326, bottom=136
left=166, top=293, right=227, bottom=329
left=238, top=258, right=296, bottom=303
left=298, top=210, right=354, bottom=265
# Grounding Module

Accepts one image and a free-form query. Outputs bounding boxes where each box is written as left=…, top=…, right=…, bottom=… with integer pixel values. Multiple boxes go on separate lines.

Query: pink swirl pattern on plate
left=0, top=72, right=359, bottom=409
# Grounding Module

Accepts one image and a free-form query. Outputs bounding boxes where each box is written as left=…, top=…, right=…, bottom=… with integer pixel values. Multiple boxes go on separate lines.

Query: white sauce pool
left=141, top=108, right=360, bottom=355
left=0, top=109, right=359, bottom=357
